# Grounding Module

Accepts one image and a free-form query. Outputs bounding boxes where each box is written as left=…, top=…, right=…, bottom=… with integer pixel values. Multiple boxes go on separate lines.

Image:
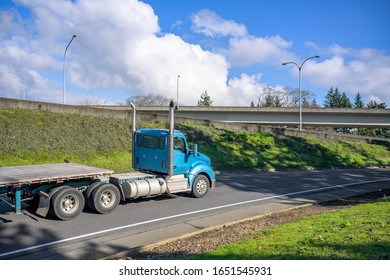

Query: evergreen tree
left=333, top=87, right=342, bottom=107
left=341, top=92, right=352, bottom=108
left=250, top=101, right=255, bottom=107
left=323, top=87, right=353, bottom=108
left=323, top=87, right=340, bottom=107
left=323, top=87, right=333, bottom=107
left=357, top=99, right=388, bottom=138
left=197, top=90, right=213, bottom=106
left=367, top=100, right=387, bottom=109
left=353, top=92, right=364, bottom=108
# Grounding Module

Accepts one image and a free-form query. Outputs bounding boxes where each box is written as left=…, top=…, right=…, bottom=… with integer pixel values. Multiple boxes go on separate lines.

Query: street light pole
left=63, top=34, right=77, bottom=105
left=282, top=55, right=319, bottom=131
left=9, top=71, right=25, bottom=100
left=176, top=74, right=181, bottom=109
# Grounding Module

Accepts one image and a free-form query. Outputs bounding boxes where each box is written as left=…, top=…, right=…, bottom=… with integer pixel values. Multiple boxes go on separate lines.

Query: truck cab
left=133, top=128, right=216, bottom=195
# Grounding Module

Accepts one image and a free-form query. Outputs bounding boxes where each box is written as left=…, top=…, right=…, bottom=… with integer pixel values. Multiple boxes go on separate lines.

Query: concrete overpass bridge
left=136, top=106, right=390, bottom=128
left=0, top=98, right=389, bottom=128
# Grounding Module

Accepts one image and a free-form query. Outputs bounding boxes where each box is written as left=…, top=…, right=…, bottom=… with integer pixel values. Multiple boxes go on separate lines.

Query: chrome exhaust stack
left=167, top=100, right=175, bottom=178
left=130, top=102, right=136, bottom=169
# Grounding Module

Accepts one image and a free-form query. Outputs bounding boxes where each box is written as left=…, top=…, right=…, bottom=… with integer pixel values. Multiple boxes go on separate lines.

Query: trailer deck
left=0, top=163, right=114, bottom=188
left=0, top=163, right=114, bottom=214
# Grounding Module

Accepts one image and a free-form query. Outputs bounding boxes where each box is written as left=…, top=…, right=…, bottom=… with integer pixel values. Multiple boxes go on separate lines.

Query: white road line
left=1, top=178, right=389, bottom=258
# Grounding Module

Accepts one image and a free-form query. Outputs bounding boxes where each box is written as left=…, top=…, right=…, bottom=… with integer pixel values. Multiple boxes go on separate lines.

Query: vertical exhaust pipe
left=167, top=100, right=175, bottom=178
left=130, top=101, right=136, bottom=134
left=130, top=102, right=136, bottom=170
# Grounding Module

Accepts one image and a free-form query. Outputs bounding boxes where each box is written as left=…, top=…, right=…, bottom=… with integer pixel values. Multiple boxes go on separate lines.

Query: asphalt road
left=1, top=167, right=389, bottom=260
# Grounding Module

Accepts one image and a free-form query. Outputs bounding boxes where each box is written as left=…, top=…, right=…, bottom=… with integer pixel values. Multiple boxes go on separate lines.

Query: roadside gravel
left=110, top=188, right=390, bottom=260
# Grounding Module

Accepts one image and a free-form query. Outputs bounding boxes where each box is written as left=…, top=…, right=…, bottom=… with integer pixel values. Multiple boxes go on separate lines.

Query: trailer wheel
left=90, top=183, right=120, bottom=214
left=48, top=186, right=66, bottom=217
left=51, top=186, right=85, bottom=221
left=191, top=174, right=210, bottom=198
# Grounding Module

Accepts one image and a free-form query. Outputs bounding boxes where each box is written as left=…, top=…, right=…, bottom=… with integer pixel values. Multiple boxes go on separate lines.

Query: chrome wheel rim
left=100, top=190, right=115, bottom=208
left=60, top=194, right=79, bottom=214
left=196, top=179, right=207, bottom=194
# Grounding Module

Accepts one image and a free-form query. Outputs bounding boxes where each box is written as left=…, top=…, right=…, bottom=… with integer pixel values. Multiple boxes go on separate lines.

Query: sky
left=0, top=0, right=389, bottom=106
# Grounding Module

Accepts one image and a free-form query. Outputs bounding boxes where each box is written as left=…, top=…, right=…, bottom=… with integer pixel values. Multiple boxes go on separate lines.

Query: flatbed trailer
left=0, top=163, right=113, bottom=215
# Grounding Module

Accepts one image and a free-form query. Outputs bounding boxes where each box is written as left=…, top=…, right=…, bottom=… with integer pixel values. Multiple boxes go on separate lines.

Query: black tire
left=48, top=186, right=67, bottom=217
left=50, top=186, right=85, bottom=221
left=90, top=183, right=120, bottom=214
left=191, top=174, right=210, bottom=198
left=84, top=181, right=106, bottom=210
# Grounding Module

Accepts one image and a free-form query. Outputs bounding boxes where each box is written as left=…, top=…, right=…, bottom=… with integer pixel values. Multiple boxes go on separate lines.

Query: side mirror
left=193, top=144, right=199, bottom=157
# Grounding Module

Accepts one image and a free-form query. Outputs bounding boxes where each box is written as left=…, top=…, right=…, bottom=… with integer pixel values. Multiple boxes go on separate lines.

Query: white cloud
left=124, top=33, right=229, bottom=105
left=0, top=9, right=26, bottom=38
left=0, top=1, right=268, bottom=106
left=1, top=2, right=389, bottom=107
left=227, top=73, right=264, bottom=105
left=190, top=10, right=295, bottom=67
left=191, top=9, right=247, bottom=38
left=307, top=45, right=390, bottom=103
left=1, top=0, right=232, bottom=105
left=226, top=73, right=290, bottom=106
left=227, top=35, right=295, bottom=66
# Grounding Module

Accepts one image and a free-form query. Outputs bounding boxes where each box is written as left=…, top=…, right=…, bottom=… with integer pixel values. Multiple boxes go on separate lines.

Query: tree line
left=249, top=86, right=387, bottom=110
left=124, top=90, right=214, bottom=107
left=323, top=87, right=387, bottom=109
left=121, top=86, right=386, bottom=111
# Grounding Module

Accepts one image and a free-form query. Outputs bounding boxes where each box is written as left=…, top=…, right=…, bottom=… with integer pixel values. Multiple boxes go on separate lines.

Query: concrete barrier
left=0, top=97, right=131, bottom=119
left=135, top=111, right=390, bottom=148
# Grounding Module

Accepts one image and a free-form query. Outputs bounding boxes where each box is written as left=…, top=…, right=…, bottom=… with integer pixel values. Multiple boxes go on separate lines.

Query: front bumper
left=210, top=178, right=216, bottom=189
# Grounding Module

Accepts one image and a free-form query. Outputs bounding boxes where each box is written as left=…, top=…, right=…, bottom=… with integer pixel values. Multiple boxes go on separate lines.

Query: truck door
left=135, top=134, right=168, bottom=173
left=173, top=136, right=190, bottom=174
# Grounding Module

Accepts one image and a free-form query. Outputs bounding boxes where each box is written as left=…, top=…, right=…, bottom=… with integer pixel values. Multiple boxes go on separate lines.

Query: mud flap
left=36, top=193, right=50, bottom=217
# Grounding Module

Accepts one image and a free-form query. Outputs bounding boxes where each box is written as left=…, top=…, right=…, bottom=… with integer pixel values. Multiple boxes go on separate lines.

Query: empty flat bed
left=0, top=163, right=113, bottom=188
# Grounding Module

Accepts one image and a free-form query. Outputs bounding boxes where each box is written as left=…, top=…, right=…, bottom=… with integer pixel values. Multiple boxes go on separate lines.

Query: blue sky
left=1, top=0, right=389, bottom=106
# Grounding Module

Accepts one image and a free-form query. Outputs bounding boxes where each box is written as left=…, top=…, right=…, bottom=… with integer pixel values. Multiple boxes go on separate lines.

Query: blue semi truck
left=0, top=101, right=216, bottom=220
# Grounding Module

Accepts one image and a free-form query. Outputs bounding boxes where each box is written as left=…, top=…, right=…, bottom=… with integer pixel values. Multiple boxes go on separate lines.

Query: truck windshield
left=174, top=137, right=186, bottom=152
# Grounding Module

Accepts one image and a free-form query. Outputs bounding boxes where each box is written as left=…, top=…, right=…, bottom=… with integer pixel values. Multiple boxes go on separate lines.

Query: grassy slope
left=0, top=109, right=134, bottom=172
left=178, top=123, right=390, bottom=170
left=193, top=198, right=390, bottom=260
left=1, top=108, right=390, bottom=172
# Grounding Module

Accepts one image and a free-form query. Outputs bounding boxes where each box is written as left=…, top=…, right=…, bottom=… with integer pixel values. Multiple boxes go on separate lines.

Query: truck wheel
left=51, top=186, right=85, bottom=221
left=191, top=175, right=210, bottom=198
left=84, top=181, right=106, bottom=210
left=90, top=183, right=120, bottom=214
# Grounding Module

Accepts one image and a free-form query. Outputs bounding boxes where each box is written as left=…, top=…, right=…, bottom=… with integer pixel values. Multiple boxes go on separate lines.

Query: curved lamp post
left=63, top=34, right=77, bottom=105
left=9, top=71, right=25, bottom=100
left=282, top=55, right=319, bottom=131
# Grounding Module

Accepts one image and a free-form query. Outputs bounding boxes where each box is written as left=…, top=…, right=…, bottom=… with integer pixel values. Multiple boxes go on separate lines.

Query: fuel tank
left=121, top=178, right=167, bottom=199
